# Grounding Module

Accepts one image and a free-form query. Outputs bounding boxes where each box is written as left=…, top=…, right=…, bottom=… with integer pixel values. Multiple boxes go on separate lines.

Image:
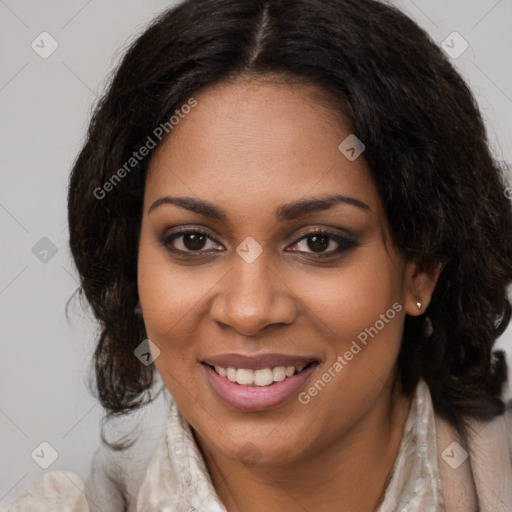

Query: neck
left=194, top=380, right=413, bottom=512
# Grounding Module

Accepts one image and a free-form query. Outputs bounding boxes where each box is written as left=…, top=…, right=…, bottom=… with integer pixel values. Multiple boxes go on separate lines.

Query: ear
left=403, top=261, right=442, bottom=316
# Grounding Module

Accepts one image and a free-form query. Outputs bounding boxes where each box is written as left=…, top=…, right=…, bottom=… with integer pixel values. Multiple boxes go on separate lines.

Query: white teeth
left=212, top=363, right=313, bottom=386
left=254, top=368, right=274, bottom=386
left=226, top=368, right=237, bottom=382
left=273, top=366, right=286, bottom=382
left=236, top=369, right=254, bottom=385
left=215, top=366, right=227, bottom=377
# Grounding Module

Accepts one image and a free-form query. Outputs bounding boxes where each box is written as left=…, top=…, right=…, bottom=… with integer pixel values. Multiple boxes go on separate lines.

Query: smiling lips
left=202, top=353, right=319, bottom=411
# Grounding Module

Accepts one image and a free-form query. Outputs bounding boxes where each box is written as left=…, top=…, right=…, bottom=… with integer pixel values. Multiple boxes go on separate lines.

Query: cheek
left=296, top=249, right=404, bottom=345
left=293, top=248, right=406, bottom=410
left=137, top=236, right=209, bottom=368
left=137, top=238, right=212, bottom=400
left=137, top=232, right=211, bottom=332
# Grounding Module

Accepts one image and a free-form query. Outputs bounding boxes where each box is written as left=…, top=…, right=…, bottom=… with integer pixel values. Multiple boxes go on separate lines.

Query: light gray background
left=1, top=0, right=511, bottom=506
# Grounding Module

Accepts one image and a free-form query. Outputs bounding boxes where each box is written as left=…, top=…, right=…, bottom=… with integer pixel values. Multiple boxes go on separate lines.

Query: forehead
left=144, top=79, right=380, bottom=217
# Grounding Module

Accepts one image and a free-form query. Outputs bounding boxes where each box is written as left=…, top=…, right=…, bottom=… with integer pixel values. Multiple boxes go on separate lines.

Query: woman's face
left=138, top=78, right=430, bottom=467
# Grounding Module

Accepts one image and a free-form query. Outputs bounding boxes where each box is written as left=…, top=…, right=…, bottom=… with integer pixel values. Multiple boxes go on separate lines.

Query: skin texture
left=137, top=78, right=439, bottom=512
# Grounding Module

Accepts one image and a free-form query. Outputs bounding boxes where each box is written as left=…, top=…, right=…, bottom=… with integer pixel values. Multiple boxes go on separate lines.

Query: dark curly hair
left=67, top=0, right=512, bottom=450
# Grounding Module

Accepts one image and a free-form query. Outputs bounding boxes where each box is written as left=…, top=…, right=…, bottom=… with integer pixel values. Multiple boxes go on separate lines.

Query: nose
left=209, top=255, right=297, bottom=336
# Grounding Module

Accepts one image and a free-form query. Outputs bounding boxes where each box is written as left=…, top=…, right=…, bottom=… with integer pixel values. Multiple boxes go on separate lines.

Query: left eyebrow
left=275, top=194, right=371, bottom=221
left=147, top=193, right=371, bottom=221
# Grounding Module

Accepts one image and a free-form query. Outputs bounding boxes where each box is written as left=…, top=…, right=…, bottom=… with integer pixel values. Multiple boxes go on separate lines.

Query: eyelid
left=286, top=228, right=357, bottom=254
left=160, top=227, right=223, bottom=253
left=287, top=226, right=353, bottom=242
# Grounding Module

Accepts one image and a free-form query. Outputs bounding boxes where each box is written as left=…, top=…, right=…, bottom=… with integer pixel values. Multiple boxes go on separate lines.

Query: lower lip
left=203, top=363, right=318, bottom=412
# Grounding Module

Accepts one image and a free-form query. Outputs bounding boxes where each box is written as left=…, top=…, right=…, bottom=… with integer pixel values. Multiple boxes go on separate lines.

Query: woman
left=6, top=0, right=512, bottom=510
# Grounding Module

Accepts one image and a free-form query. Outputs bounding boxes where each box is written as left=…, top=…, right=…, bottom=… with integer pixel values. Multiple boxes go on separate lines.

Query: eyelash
left=160, top=228, right=358, bottom=258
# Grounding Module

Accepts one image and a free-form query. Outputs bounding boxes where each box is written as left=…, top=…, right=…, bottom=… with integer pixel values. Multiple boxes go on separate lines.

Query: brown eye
left=305, top=234, right=331, bottom=252
left=162, top=230, right=223, bottom=253
left=181, top=232, right=207, bottom=251
left=288, top=230, right=358, bottom=256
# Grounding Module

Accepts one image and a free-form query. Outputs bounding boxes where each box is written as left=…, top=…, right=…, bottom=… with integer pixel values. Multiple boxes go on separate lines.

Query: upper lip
left=201, top=353, right=318, bottom=370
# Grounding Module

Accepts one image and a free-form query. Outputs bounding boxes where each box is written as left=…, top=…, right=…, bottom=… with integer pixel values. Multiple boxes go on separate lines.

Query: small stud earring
left=416, top=300, right=422, bottom=310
